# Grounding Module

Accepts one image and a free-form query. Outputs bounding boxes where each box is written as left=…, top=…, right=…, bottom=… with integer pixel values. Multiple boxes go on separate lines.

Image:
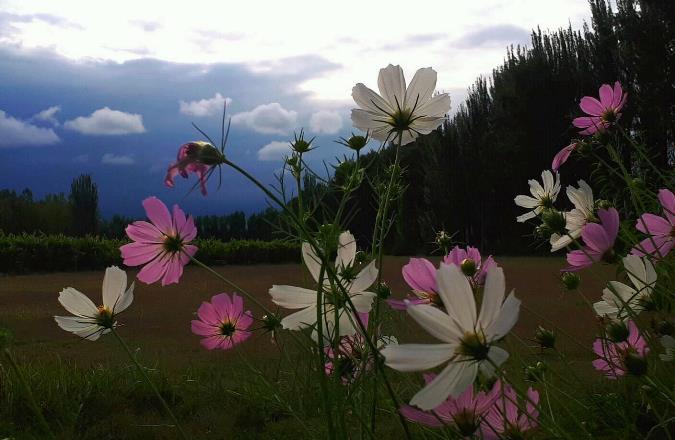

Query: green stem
left=3, top=348, right=56, bottom=439
left=111, top=329, right=190, bottom=440
left=314, top=265, right=337, bottom=440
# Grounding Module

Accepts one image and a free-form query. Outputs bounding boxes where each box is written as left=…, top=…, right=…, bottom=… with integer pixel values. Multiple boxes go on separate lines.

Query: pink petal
left=191, top=319, right=217, bottom=336
left=161, top=255, right=184, bottom=286
left=636, top=213, right=671, bottom=235
left=197, top=301, right=220, bottom=325
left=200, top=335, right=223, bottom=350
left=632, top=236, right=670, bottom=258
left=143, top=197, right=174, bottom=235
left=598, top=208, right=619, bottom=242
left=137, top=253, right=169, bottom=284
left=399, top=405, right=444, bottom=427
left=120, top=242, right=162, bottom=266
left=445, top=246, right=467, bottom=266
left=172, top=205, right=188, bottom=236
left=126, top=221, right=163, bottom=243
left=565, top=250, right=597, bottom=271
left=611, top=82, right=623, bottom=108
left=236, top=311, right=254, bottom=330
left=552, top=143, right=576, bottom=172
left=180, top=216, right=198, bottom=242
left=581, top=223, right=610, bottom=253
left=657, top=189, right=675, bottom=224
left=580, top=96, right=604, bottom=116
left=598, top=84, right=614, bottom=108
left=402, top=258, right=437, bottom=293
left=211, top=293, right=233, bottom=320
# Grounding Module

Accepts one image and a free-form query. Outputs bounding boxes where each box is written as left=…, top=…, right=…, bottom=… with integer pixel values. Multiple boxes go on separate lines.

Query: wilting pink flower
left=387, top=258, right=439, bottom=310
left=387, top=248, right=498, bottom=310
left=565, top=208, right=619, bottom=271
left=324, top=313, right=395, bottom=383
left=573, top=81, right=627, bottom=136
left=400, top=375, right=500, bottom=436
left=120, top=197, right=198, bottom=286
left=165, top=141, right=223, bottom=195
left=482, top=384, right=539, bottom=440
left=191, top=293, right=253, bottom=350
left=552, top=142, right=577, bottom=172
left=632, top=189, right=675, bottom=258
left=444, top=246, right=497, bottom=286
left=593, top=321, right=649, bottom=379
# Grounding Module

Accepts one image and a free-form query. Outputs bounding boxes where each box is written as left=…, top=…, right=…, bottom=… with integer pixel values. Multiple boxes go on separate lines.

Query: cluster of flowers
left=514, top=81, right=674, bottom=379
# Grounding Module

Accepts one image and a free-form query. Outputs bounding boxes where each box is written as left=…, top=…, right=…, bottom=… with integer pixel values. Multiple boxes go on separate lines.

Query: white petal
left=102, top=266, right=127, bottom=310
left=352, top=83, right=393, bottom=114
left=335, top=231, right=357, bottom=269
left=337, top=309, right=357, bottom=337
left=270, top=285, right=317, bottom=309
left=480, top=346, right=509, bottom=377
left=436, top=264, right=476, bottom=330
left=349, top=291, right=376, bottom=313
left=58, top=287, right=97, bottom=318
left=399, top=129, right=417, bottom=146
left=410, top=361, right=477, bottom=410
left=410, top=116, right=445, bottom=133
left=623, top=255, right=656, bottom=293
left=351, top=108, right=389, bottom=130
left=115, top=282, right=134, bottom=314
left=541, top=170, right=554, bottom=193
left=377, top=64, right=406, bottom=110
left=528, top=179, right=545, bottom=199
left=550, top=233, right=572, bottom=252
left=514, top=195, right=540, bottom=209
left=516, top=211, right=536, bottom=223
left=486, top=291, right=520, bottom=341
left=593, top=300, right=618, bottom=318
left=407, top=304, right=460, bottom=343
left=301, top=242, right=322, bottom=283
left=478, top=267, right=505, bottom=331
left=348, top=260, right=378, bottom=293
left=404, top=67, right=437, bottom=110
left=281, top=306, right=317, bottom=330
left=415, top=93, right=451, bottom=118
left=55, top=316, right=103, bottom=341
left=381, top=343, right=454, bottom=372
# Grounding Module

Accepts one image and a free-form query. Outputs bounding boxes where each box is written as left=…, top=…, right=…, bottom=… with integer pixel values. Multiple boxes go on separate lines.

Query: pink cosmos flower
left=387, top=247, right=498, bottom=310
left=120, top=197, right=198, bottom=286
left=573, top=81, right=627, bottom=136
left=482, top=384, right=539, bottom=440
left=191, top=293, right=253, bottom=350
left=400, top=375, right=500, bottom=436
left=552, top=142, right=577, bottom=172
left=592, top=321, right=649, bottom=379
left=631, top=189, right=675, bottom=258
left=165, top=141, right=219, bottom=196
left=565, top=208, right=619, bottom=271
left=444, top=246, right=497, bottom=286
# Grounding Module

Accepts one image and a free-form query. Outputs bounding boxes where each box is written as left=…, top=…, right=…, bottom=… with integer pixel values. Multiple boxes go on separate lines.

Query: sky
left=0, top=0, right=592, bottom=217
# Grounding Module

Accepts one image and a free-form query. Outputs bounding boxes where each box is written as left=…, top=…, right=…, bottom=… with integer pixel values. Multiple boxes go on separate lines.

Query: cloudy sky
left=0, top=0, right=591, bottom=217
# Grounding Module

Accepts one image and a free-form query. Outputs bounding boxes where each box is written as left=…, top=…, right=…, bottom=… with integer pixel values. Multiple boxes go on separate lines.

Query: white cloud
left=232, top=103, right=297, bottom=135
left=64, top=107, right=145, bottom=135
left=0, top=109, right=60, bottom=147
left=179, top=92, right=232, bottom=117
left=101, top=153, right=135, bottom=165
left=31, top=105, right=61, bottom=125
left=309, top=110, right=342, bottom=134
left=257, top=140, right=290, bottom=161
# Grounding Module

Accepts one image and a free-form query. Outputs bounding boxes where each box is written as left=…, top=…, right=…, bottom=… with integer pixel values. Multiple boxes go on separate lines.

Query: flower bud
left=655, top=320, right=674, bottom=336
left=355, top=250, right=368, bottom=265
left=561, top=272, right=581, bottom=290
left=534, top=224, right=553, bottom=240
left=596, top=199, right=613, bottom=210
left=535, top=326, right=556, bottom=350
left=524, top=361, right=547, bottom=382
left=291, top=130, right=314, bottom=154
left=376, top=282, right=391, bottom=300
left=435, top=230, right=453, bottom=250
left=317, top=224, right=341, bottom=255
left=262, top=313, right=282, bottom=334
left=338, top=133, right=369, bottom=152
left=460, top=258, right=477, bottom=277
left=623, top=352, right=648, bottom=377
left=607, top=321, right=630, bottom=343
left=541, top=209, right=566, bottom=234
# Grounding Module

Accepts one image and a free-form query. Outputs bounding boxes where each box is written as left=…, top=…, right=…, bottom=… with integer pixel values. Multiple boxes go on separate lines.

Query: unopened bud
left=561, top=272, right=581, bottom=290
left=291, top=130, right=314, bottom=154
left=624, top=352, right=648, bottom=377
left=535, top=326, right=556, bottom=350
left=460, top=258, right=477, bottom=277
left=541, top=209, right=566, bottom=234
left=376, top=283, right=391, bottom=300
left=607, top=321, right=630, bottom=343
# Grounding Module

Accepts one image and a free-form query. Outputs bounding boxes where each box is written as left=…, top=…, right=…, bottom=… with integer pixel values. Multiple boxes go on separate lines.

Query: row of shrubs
left=0, top=233, right=301, bottom=274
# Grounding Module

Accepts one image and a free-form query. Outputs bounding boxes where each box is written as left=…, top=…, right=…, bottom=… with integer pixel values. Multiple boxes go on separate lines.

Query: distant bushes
left=0, top=233, right=300, bottom=274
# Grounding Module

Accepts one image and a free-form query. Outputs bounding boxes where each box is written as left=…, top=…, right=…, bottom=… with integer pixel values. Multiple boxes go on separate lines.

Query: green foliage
left=0, top=234, right=300, bottom=273
left=69, top=174, right=99, bottom=236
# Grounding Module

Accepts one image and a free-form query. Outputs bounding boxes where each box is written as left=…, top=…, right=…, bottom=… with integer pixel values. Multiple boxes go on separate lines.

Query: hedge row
left=0, top=234, right=300, bottom=274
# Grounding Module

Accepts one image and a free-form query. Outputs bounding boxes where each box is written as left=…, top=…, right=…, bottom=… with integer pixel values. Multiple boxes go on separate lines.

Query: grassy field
left=0, top=257, right=615, bottom=439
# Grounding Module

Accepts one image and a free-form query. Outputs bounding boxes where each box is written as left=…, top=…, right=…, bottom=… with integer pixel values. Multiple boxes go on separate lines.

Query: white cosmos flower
left=351, top=64, right=451, bottom=146
left=54, top=266, right=134, bottom=341
left=381, top=264, right=520, bottom=411
left=514, top=170, right=561, bottom=223
left=270, top=231, right=378, bottom=342
left=593, top=255, right=656, bottom=320
left=550, top=180, right=595, bottom=251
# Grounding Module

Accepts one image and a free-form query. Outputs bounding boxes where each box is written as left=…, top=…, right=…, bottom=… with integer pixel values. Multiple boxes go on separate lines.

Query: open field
left=0, top=257, right=615, bottom=439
